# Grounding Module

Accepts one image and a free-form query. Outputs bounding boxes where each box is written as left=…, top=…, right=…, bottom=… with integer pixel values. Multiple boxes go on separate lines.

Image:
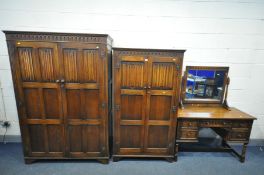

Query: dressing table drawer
left=228, top=129, right=250, bottom=141
left=199, top=120, right=232, bottom=128
left=232, top=121, right=252, bottom=129
left=229, top=131, right=249, bottom=141
left=179, top=120, right=198, bottom=128
left=177, top=129, right=198, bottom=140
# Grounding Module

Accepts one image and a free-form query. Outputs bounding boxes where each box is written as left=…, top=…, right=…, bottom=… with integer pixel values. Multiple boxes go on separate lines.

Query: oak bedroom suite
left=2, top=31, right=256, bottom=164
left=0, top=1, right=263, bottom=175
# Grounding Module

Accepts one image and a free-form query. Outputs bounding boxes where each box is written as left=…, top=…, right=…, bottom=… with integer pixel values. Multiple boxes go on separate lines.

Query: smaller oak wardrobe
left=112, top=48, right=185, bottom=161
left=4, top=31, right=112, bottom=164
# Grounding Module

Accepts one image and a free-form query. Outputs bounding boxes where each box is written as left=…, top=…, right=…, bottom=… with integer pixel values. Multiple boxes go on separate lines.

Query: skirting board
left=0, top=135, right=264, bottom=146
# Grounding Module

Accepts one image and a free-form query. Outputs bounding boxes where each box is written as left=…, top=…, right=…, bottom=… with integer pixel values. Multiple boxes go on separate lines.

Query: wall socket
left=0, top=120, right=11, bottom=128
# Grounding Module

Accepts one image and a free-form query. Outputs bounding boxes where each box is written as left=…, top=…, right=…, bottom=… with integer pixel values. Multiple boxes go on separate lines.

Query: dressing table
left=175, top=66, right=256, bottom=162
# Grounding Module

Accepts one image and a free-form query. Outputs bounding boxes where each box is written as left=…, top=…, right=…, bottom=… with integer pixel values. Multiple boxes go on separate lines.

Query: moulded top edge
left=2, top=30, right=113, bottom=41
left=112, top=47, right=186, bottom=53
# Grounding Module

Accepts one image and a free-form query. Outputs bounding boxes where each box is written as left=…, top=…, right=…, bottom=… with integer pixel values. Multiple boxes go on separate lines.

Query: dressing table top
left=178, top=106, right=256, bottom=120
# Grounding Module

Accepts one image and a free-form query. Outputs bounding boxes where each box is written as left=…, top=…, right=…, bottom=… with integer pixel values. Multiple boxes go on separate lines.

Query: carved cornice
left=113, top=49, right=185, bottom=57
left=3, top=31, right=113, bottom=44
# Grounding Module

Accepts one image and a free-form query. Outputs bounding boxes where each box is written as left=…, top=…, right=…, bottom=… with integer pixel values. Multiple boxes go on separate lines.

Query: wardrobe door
left=14, top=41, right=64, bottom=157
left=60, top=43, right=107, bottom=158
left=144, top=56, right=179, bottom=155
left=113, top=55, right=148, bottom=155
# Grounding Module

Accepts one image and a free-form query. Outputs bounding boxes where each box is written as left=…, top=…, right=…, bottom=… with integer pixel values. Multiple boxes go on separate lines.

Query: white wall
left=0, top=0, right=264, bottom=139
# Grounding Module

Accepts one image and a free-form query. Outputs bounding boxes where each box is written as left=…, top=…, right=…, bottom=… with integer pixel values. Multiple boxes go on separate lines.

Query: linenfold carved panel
left=18, top=47, right=35, bottom=81
left=63, top=49, right=99, bottom=83
left=151, top=63, right=174, bottom=89
left=63, top=49, right=78, bottom=82
left=121, top=62, right=144, bottom=89
left=82, top=50, right=98, bottom=82
left=38, top=48, right=56, bottom=81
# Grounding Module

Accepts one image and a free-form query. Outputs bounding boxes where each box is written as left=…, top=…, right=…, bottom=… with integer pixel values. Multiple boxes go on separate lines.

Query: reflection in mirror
left=185, top=69, right=226, bottom=101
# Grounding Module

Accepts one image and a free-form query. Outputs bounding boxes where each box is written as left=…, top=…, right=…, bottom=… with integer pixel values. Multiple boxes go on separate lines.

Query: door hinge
left=176, top=64, right=180, bottom=71
left=101, top=103, right=106, bottom=108
left=114, top=105, right=120, bottom=111
left=172, top=106, right=177, bottom=112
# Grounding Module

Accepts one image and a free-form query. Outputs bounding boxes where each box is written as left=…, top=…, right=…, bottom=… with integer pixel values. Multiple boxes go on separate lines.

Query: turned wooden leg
left=113, top=157, right=120, bottom=162
left=24, top=159, right=35, bottom=164
left=240, top=143, right=248, bottom=163
left=175, top=143, right=179, bottom=162
left=98, top=159, right=109, bottom=164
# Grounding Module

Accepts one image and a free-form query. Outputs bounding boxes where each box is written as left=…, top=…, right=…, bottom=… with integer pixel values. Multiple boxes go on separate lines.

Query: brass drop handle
left=56, top=79, right=60, bottom=83
left=148, top=86, right=151, bottom=89
left=144, top=86, right=147, bottom=89
left=61, top=79, right=65, bottom=83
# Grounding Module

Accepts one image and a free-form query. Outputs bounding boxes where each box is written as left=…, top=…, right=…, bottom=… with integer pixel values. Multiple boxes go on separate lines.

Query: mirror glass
left=185, top=69, right=226, bottom=101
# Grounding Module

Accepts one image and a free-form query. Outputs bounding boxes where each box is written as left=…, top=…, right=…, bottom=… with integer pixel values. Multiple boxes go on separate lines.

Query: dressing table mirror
left=180, top=66, right=230, bottom=108
left=176, top=66, right=256, bottom=163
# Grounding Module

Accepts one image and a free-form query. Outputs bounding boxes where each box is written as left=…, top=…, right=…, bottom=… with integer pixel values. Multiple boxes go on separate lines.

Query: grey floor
left=0, top=143, right=264, bottom=175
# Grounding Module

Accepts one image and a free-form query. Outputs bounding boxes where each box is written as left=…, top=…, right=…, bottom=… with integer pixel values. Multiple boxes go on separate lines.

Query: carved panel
left=24, top=88, right=41, bottom=119
left=63, top=49, right=78, bottom=82
left=43, top=88, right=60, bottom=119
left=38, top=48, right=56, bottom=81
left=65, top=89, right=100, bottom=119
left=151, top=63, right=174, bottom=89
left=147, top=126, right=169, bottom=148
left=120, top=126, right=142, bottom=148
left=47, top=125, right=64, bottom=152
left=86, top=126, right=100, bottom=152
left=121, top=62, right=144, bottom=89
left=68, top=125, right=100, bottom=153
left=18, top=47, right=35, bottom=81
left=69, top=125, right=82, bottom=152
left=121, top=95, right=143, bottom=120
left=28, top=125, right=45, bottom=152
left=149, top=96, right=171, bottom=120
left=82, top=50, right=98, bottom=82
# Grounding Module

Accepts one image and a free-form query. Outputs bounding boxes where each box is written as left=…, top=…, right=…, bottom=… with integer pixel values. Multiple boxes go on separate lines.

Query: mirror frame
left=181, top=66, right=229, bottom=105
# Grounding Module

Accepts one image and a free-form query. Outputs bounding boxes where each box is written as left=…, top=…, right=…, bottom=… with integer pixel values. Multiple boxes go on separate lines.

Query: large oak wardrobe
left=4, top=31, right=112, bottom=164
